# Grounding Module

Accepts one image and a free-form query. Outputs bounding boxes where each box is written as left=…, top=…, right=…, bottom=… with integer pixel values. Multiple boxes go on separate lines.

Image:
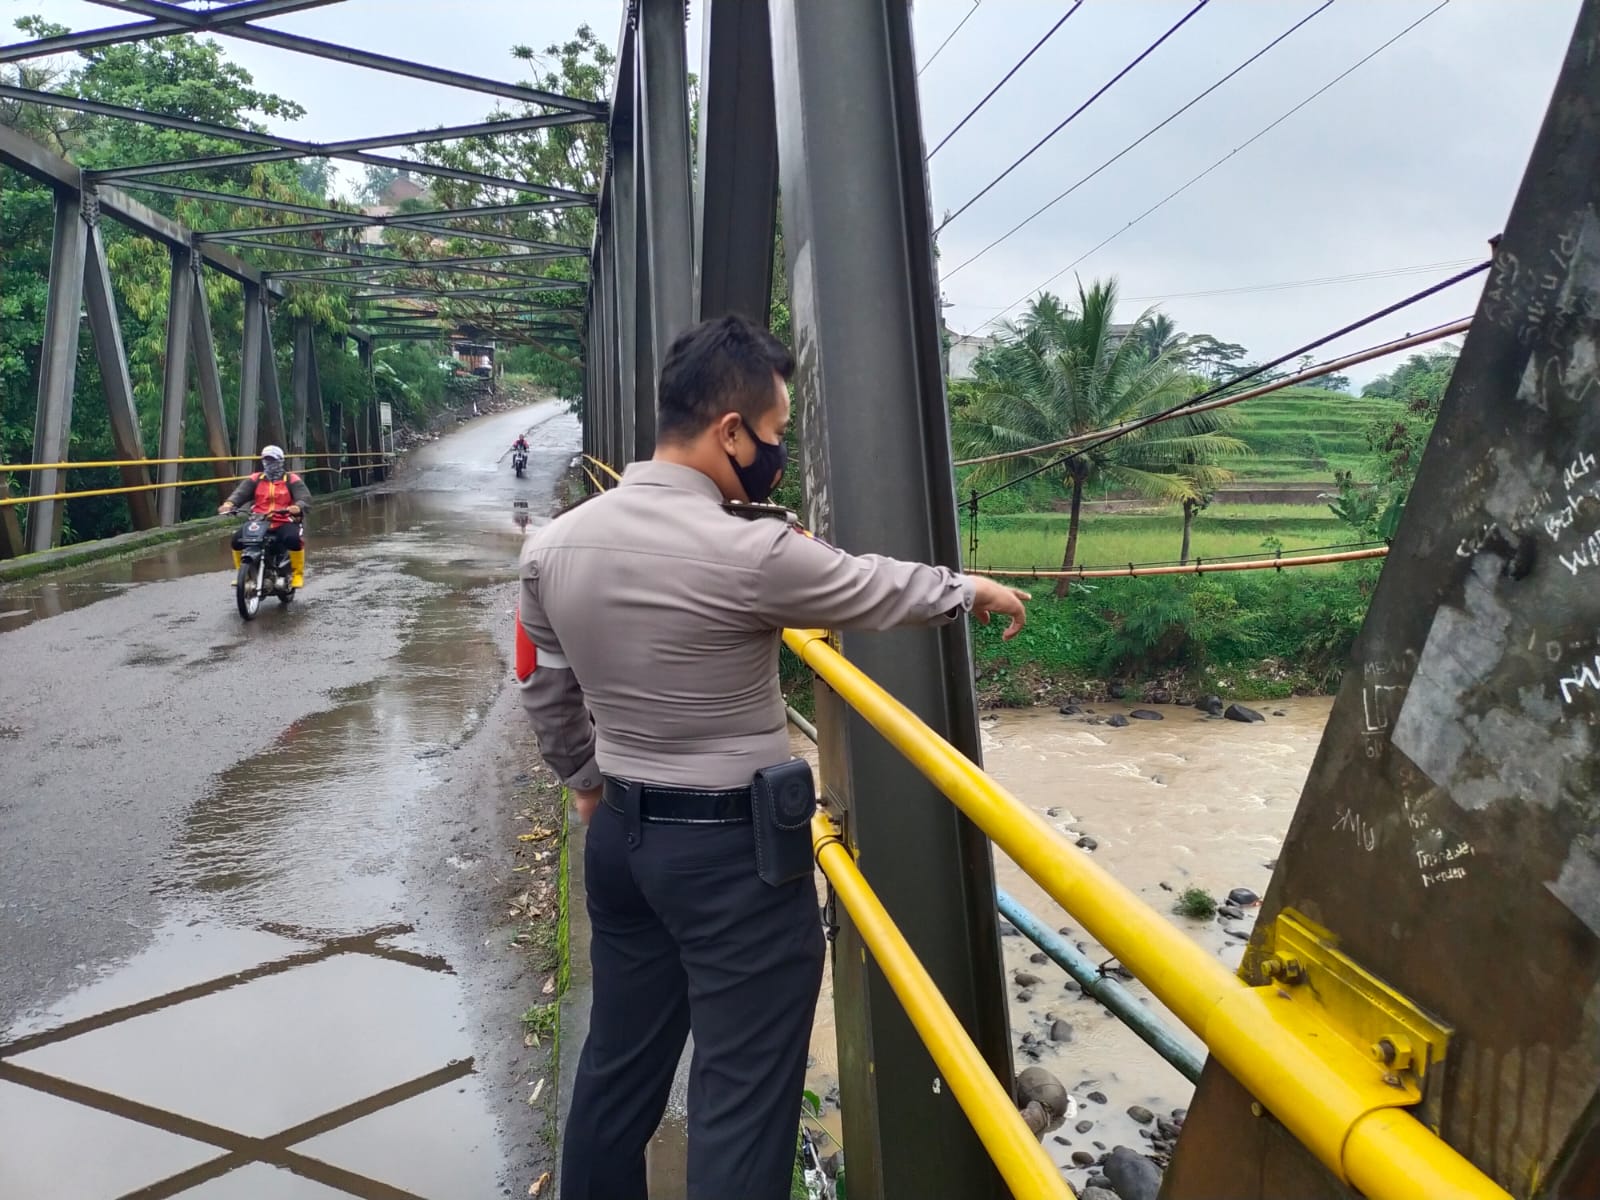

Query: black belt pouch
left=751, top=759, right=817, bottom=887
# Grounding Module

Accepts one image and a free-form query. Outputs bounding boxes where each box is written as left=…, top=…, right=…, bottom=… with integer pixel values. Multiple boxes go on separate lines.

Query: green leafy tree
left=953, top=280, right=1248, bottom=596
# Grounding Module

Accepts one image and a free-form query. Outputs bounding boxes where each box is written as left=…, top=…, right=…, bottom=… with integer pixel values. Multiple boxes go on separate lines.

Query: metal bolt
left=1280, top=957, right=1305, bottom=985
left=1261, top=958, right=1281, bottom=980
left=1250, top=1102, right=1264, bottom=1118
left=1371, top=1035, right=1414, bottom=1071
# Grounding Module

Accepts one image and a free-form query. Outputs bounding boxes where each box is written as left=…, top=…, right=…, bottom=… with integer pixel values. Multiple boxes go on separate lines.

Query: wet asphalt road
left=0, top=402, right=577, bottom=1199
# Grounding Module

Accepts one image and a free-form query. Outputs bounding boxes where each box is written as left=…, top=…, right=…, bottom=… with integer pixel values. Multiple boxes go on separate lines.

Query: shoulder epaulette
left=721, top=500, right=801, bottom=526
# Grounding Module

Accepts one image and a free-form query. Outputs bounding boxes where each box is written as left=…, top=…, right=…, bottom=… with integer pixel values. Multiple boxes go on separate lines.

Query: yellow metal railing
left=0, top=460, right=389, bottom=508
left=783, top=627, right=1510, bottom=1200
left=810, top=812, right=1072, bottom=1199
left=0, top=451, right=388, bottom=472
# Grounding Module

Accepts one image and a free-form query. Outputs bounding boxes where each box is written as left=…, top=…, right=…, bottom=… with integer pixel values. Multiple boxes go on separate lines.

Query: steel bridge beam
left=92, top=111, right=595, bottom=183
left=693, top=0, right=777, bottom=322
left=83, top=206, right=159, bottom=530
left=26, top=190, right=89, bottom=554
left=0, top=84, right=590, bottom=203
left=237, top=282, right=265, bottom=464
left=0, top=0, right=342, bottom=63
left=608, top=135, right=643, bottom=462
left=82, top=0, right=607, bottom=116
left=156, top=245, right=196, bottom=526
left=771, top=1, right=1012, bottom=1195
left=636, top=0, right=695, bottom=404
left=1164, top=1, right=1600, bottom=1194
left=259, top=299, right=289, bottom=451
left=268, top=261, right=585, bottom=287
left=188, top=264, right=235, bottom=498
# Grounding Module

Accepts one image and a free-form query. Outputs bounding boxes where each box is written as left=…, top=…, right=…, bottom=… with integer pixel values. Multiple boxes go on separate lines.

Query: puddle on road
left=0, top=921, right=502, bottom=1200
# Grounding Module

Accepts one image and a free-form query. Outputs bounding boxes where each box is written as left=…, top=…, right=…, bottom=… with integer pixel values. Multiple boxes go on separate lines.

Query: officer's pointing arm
left=752, top=525, right=975, bottom=631
left=514, top=567, right=603, bottom=794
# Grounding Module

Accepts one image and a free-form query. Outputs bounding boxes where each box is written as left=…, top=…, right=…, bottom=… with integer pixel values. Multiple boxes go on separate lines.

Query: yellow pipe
left=784, top=629, right=1510, bottom=1200
left=0, top=465, right=355, bottom=507
left=580, top=466, right=607, bottom=493
left=583, top=454, right=623, bottom=483
left=811, top=812, right=1073, bottom=1200
left=1, top=452, right=389, bottom=472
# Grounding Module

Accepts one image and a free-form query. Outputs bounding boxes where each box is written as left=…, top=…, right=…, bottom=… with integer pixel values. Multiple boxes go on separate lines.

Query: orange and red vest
left=247, top=472, right=302, bottom=526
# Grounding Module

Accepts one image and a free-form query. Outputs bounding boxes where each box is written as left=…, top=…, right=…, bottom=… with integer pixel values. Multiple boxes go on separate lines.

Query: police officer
left=517, top=314, right=1028, bottom=1199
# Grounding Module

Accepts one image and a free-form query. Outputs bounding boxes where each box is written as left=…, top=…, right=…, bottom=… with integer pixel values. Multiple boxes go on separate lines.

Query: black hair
left=656, top=313, right=794, bottom=443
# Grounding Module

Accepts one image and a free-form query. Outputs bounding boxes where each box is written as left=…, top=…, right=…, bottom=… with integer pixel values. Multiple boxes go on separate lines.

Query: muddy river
left=792, top=697, right=1333, bottom=1192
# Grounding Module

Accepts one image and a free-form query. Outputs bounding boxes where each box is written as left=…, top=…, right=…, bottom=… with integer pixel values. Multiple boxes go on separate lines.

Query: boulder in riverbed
left=1076, top=835, right=1099, bottom=851
left=1014, top=971, right=1044, bottom=988
left=1107, top=714, right=1131, bottom=728
left=1129, top=709, right=1164, bottom=721
left=1059, top=704, right=1083, bottom=716
left=1224, top=703, right=1265, bottom=723
left=1228, top=887, right=1260, bottom=906
left=1104, top=1146, right=1163, bottom=1200
left=1195, top=694, right=1224, bottom=716
left=1050, top=1019, right=1074, bottom=1043
left=1127, top=1105, right=1155, bottom=1125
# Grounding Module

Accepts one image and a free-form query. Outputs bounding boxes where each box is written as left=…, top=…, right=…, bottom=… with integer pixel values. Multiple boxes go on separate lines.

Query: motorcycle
left=512, top=446, right=529, bottom=478
left=234, top=509, right=297, bottom=620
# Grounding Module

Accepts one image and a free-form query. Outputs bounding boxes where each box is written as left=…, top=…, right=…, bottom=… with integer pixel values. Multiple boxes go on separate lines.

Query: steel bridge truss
left=0, top=0, right=602, bottom=557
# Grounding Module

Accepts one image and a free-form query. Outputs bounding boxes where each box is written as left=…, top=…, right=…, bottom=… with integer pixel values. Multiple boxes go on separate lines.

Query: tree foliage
left=952, top=280, right=1250, bottom=595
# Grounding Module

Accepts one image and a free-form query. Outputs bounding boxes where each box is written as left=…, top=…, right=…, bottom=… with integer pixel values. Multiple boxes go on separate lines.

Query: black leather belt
left=602, top=776, right=752, bottom=824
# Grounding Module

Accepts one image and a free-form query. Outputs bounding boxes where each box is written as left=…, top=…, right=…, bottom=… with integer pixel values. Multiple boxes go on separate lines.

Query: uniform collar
left=620, top=460, right=725, bottom=503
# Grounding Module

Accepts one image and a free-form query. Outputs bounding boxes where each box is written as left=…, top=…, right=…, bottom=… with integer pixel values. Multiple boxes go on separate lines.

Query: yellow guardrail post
left=811, top=811, right=1073, bottom=1200
left=783, top=629, right=1510, bottom=1200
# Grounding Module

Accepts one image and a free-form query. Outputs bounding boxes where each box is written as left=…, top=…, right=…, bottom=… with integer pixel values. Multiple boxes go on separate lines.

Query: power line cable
left=942, top=0, right=1336, bottom=280
left=919, top=1, right=983, bottom=78
left=1118, top=258, right=1482, bottom=303
left=928, top=2, right=1086, bottom=159
left=969, top=259, right=1487, bottom=503
left=981, top=0, right=1454, bottom=326
left=934, top=0, right=1210, bottom=234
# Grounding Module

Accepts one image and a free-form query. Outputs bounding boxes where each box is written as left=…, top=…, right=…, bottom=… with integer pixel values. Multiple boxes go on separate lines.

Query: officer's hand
left=971, top=577, right=1032, bottom=641
left=572, top=786, right=601, bottom=825
left=218, top=503, right=234, bottom=515
left=287, top=504, right=302, bottom=517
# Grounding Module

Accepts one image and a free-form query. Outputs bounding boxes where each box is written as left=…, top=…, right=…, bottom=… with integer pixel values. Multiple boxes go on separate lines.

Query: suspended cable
left=934, top=0, right=1210, bottom=235
left=919, top=0, right=983, bottom=78
left=970, top=545, right=1389, bottom=580
left=1117, top=258, right=1482, bottom=304
left=981, top=0, right=1454, bottom=325
left=969, top=260, right=1487, bottom=503
left=927, top=2, right=1086, bottom=159
left=942, top=0, right=1335, bottom=280
left=954, top=315, right=1471, bottom=468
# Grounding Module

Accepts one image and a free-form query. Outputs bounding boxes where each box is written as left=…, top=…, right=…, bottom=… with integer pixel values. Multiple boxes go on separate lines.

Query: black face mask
left=728, top=421, right=787, bottom=504
left=262, top=459, right=285, bottom=481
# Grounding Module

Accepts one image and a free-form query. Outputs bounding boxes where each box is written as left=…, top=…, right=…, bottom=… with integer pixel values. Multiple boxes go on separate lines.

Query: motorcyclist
left=218, top=445, right=311, bottom=588
left=512, top=434, right=530, bottom=459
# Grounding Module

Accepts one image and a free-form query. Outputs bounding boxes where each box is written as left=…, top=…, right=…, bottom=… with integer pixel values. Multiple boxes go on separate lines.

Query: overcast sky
left=4, top=0, right=1585, bottom=384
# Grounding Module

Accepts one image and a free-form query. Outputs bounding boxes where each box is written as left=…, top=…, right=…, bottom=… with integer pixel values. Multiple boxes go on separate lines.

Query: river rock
left=1059, top=704, right=1083, bottom=716
left=1129, top=709, right=1164, bottom=721
left=1058, top=925, right=1073, bottom=936
left=1107, top=714, right=1131, bottom=728
left=1228, top=887, right=1260, bottom=906
left=1171, top=1108, right=1188, bottom=1122
left=1015, top=971, right=1044, bottom=988
left=1050, top=1019, right=1074, bottom=1043
left=1156, top=1117, right=1182, bottom=1140
left=1217, top=904, right=1245, bottom=920
left=1104, top=1146, right=1164, bottom=1200
left=1017, top=990, right=1034, bottom=1002
left=1273, top=708, right=1288, bottom=717
left=1225, top=929, right=1249, bottom=941
left=1030, top=951, right=1048, bottom=964
left=1224, top=702, right=1265, bottom=723
left=1075, top=1119, right=1094, bottom=1134
left=1076, top=835, right=1099, bottom=851
left=1127, top=1105, right=1155, bottom=1125
left=1145, top=686, right=1173, bottom=704
left=1072, top=1151, right=1098, bottom=1167
left=1047, top=806, right=1063, bottom=817
left=1086, top=1179, right=1115, bottom=1196
left=1087, top=716, right=1107, bottom=725
left=1087, top=1091, right=1108, bottom=1105
left=1000, top=921, right=1021, bottom=937
left=1017, top=1066, right=1070, bottom=1120
left=1053, top=1135, right=1070, bottom=1147
left=1195, top=694, right=1224, bottom=715
left=1081, top=1191, right=1119, bottom=1200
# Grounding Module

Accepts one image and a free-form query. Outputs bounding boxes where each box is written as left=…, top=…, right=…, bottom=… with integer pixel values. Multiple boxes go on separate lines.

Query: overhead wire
left=1116, top=258, right=1483, bottom=304
left=927, top=2, right=1086, bottom=159
left=933, top=0, right=1211, bottom=235
left=942, top=0, right=1336, bottom=280
left=979, top=0, right=1455, bottom=326
left=919, top=0, right=984, bottom=78
left=968, top=260, right=1488, bottom=503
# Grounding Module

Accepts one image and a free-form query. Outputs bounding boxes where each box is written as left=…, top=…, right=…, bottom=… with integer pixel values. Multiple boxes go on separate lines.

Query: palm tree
left=1137, top=312, right=1185, bottom=362
left=954, top=280, right=1248, bottom=596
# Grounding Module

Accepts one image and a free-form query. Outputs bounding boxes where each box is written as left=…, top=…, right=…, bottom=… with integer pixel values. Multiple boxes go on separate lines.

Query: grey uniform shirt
left=517, top=460, right=977, bottom=790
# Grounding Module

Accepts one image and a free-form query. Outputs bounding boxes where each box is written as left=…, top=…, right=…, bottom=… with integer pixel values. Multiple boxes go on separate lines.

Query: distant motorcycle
left=234, top=510, right=296, bottom=620
left=512, top=447, right=529, bottom=478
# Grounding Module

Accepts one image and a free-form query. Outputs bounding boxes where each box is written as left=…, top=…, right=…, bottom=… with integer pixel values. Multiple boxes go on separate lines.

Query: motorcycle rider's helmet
left=261, top=445, right=285, bottom=462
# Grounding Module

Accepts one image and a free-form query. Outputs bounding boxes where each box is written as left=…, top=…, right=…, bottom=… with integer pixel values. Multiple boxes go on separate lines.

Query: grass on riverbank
left=968, top=505, right=1357, bottom=574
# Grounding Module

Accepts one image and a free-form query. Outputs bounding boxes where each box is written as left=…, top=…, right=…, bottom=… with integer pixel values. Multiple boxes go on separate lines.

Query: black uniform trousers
left=561, top=796, right=825, bottom=1199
